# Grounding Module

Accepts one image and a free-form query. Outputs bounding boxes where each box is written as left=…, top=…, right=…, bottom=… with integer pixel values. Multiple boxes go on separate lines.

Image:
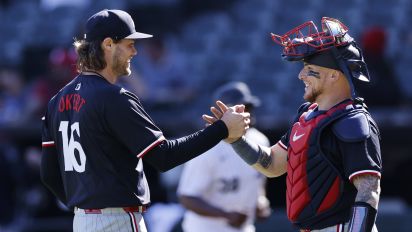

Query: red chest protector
left=286, top=101, right=353, bottom=223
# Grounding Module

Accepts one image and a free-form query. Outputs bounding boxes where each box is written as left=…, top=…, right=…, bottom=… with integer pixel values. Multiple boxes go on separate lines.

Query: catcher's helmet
left=271, top=17, right=370, bottom=97
left=213, top=81, right=260, bottom=107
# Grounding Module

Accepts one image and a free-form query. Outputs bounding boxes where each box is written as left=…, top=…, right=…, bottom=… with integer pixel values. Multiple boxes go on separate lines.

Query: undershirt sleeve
left=143, top=120, right=228, bottom=172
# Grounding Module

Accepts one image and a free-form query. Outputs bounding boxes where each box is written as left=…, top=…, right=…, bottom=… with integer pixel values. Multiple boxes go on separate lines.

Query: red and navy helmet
left=271, top=17, right=370, bottom=97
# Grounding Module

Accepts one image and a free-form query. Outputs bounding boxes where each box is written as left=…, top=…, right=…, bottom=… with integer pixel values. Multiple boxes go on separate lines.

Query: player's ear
left=102, top=38, right=113, bottom=50
left=329, top=70, right=341, bottom=82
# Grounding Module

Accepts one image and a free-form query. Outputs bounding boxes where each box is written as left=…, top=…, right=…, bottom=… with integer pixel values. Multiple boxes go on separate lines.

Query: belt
left=123, top=206, right=148, bottom=213
left=76, top=205, right=148, bottom=214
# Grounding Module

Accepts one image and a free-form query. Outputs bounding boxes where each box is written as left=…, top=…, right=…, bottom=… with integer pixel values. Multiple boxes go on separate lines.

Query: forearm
left=348, top=174, right=381, bottom=231
left=352, top=174, right=381, bottom=209
left=179, top=195, right=228, bottom=218
left=231, top=137, right=287, bottom=177
left=144, top=120, right=228, bottom=172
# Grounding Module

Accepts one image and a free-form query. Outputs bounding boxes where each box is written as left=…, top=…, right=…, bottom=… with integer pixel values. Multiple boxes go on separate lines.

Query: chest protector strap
left=286, top=101, right=354, bottom=224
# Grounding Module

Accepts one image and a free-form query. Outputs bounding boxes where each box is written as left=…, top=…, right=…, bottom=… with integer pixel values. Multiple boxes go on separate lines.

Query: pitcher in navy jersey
left=40, top=9, right=250, bottom=232
left=204, top=18, right=382, bottom=232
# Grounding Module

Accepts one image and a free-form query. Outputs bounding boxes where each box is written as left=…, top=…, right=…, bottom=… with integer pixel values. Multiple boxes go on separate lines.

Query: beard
left=304, top=86, right=321, bottom=103
left=112, top=51, right=131, bottom=77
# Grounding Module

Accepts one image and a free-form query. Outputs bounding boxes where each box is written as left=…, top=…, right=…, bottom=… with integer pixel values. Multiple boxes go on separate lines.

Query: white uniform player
left=178, top=127, right=270, bottom=232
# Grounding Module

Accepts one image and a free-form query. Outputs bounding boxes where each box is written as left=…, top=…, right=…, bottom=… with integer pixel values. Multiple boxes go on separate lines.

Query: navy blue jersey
left=278, top=101, right=382, bottom=228
left=41, top=73, right=164, bottom=209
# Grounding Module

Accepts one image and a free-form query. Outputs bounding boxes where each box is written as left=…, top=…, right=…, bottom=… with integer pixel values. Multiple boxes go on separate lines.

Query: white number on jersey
left=59, top=121, right=86, bottom=173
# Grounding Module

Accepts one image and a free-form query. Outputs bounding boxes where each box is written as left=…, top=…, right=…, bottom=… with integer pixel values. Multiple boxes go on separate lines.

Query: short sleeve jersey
left=41, top=73, right=165, bottom=209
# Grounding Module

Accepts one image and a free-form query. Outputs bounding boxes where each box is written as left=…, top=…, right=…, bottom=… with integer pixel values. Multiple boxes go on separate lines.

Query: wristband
left=348, top=202, right=377, bottom=232
left=231, top=136, right=271, bottom=167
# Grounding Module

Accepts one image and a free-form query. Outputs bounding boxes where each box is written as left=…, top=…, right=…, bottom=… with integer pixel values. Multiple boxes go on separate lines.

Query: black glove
left=348, top=202, right=377, bottom=232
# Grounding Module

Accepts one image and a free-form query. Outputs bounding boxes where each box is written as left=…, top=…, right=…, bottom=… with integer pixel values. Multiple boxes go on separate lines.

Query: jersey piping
left=349, top=170, right=381, bottom=182
left=137, top=135, right=166, bottom=158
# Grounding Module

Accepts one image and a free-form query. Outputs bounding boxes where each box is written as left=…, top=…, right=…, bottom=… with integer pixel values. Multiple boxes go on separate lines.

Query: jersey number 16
left=59, top=121, right=87, bottom=173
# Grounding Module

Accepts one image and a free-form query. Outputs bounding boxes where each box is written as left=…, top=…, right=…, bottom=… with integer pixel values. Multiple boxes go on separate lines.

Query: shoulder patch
left=332, top=112, right=370, bottom=142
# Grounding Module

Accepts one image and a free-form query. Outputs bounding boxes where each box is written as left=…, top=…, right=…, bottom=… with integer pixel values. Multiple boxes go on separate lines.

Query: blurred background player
left=204, top=17, right=382, bottom=232
left=178, top=81, right=271, bottom=232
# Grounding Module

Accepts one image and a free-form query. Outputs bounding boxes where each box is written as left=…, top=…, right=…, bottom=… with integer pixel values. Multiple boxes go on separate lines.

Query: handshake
left=203, top=101, right=251, bottom=143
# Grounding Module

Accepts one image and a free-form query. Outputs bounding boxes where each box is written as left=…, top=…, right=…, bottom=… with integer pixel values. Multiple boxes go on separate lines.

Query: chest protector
left=286, top=100, right=356, bottom=224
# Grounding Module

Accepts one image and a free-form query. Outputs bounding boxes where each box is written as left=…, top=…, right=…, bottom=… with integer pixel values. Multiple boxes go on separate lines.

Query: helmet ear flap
left=345, top=59, right=370, bottom=82
left=340, top=42, right=370, bottom=82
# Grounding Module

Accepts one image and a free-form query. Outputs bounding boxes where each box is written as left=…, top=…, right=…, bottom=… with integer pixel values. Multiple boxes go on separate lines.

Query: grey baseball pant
left=74, top=207, right=147, bottom=232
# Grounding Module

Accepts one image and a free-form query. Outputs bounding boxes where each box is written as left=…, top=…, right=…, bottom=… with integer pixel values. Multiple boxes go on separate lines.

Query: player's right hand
left=225, top=211, right=248, bottom=228
left=203, top=101, right=250, bottom=142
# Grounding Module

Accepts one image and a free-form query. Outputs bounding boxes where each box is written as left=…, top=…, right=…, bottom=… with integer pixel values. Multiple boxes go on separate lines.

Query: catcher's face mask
left=271, top=17, right=352, bottom=61
left=271, top=17, right=371, bottom=98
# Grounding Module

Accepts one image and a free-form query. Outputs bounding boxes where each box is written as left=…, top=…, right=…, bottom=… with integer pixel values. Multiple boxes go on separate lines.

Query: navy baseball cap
left=213, top=81, right=261, bottom=107
left=84, top=9, right=153, bottom=42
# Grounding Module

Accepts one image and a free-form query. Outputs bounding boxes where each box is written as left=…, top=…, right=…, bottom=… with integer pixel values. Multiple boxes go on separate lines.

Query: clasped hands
left=203, top=101, right=250, bottom=143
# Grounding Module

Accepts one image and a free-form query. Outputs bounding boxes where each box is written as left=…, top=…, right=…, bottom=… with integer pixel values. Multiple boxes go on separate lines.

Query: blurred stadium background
left=1, top=0, right=412, bottom=231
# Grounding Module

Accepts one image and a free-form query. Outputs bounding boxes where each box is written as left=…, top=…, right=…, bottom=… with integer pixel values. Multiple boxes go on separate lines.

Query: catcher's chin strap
left=348, top=202, right=377, bottom=232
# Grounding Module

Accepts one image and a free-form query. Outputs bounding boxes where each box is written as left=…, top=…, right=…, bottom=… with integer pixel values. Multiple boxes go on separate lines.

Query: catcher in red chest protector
left=204, top=17, right=382, bottom=232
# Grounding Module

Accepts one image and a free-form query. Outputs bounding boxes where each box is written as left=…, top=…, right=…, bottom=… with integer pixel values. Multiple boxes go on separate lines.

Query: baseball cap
left=213, top=81, right=261, bottom=107
left=84, top=9, right=153, bottom=42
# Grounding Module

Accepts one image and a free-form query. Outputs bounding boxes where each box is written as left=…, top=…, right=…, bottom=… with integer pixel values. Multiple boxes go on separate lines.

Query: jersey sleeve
left=279, top=129, right=291, bottom=151
left=339, top=126, right=382, bottom=182
left=105, top=88, right=165, bottom=158
left=41, top=115, right=55, bottom=148
left=177, top=151, right=214, bottom=197
left=279, top=102, right=311, bottom=150
left=41, top=114, right=67, bottom=204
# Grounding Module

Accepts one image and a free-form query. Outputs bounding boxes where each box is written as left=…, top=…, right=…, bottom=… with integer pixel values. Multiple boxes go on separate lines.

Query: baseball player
left=177, top=82, right=271, bottom=232
left=40, top=9, right=250, bottom=232
left=204, top=17, right=382, bottom=232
